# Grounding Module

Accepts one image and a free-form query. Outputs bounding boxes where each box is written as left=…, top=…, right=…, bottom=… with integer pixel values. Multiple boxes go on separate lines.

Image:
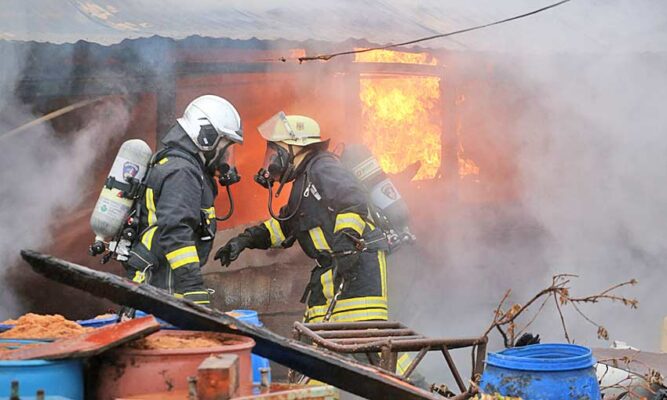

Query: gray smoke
left=512, top=52, right=667, bottom=347
left=0, top=50, right=131, bottom=319
left=381, top=2, right=667, bottom=385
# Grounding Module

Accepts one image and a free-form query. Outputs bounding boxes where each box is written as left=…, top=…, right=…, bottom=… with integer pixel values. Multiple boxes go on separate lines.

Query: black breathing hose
left=215, top=185, right=235, bottom=221
left=267, top=177, right=307, bottom=222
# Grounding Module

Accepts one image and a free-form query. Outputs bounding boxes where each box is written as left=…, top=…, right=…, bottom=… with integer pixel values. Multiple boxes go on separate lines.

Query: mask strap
left=275, top=145, right=296, bottom=197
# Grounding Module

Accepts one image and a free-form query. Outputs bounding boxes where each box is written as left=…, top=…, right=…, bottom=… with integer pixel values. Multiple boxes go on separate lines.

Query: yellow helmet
left=257, top=112, right=322, bottom=146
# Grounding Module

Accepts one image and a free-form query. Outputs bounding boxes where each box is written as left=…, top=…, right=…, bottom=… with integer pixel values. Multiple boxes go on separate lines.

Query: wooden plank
left=2, top=316, right=159, bottom=360
left=20, top=250, right=440, bottom=400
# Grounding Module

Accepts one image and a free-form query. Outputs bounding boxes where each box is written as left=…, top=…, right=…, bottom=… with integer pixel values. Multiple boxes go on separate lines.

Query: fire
left=356, top=49, right=441, bottom=180
left=355, top=49, right=437, bottom=65
left=454, top=94, right=480, bottom=179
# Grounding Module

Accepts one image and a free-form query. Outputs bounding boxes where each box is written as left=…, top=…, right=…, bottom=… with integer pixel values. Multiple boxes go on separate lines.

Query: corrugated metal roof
left=1, top=0, right=666, bottom=52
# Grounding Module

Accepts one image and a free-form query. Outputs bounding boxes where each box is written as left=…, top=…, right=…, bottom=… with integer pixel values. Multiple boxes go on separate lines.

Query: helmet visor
left=208, top=140, right=236, bottom=174
left=257, top=111, right=296, bottom=142
left=192, top=121, right=243, bottom=152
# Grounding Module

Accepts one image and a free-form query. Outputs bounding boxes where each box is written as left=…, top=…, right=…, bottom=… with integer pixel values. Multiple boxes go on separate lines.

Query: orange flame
left=454, top=94, right=480, bottom=180
left=356, top=49, right=437, bottom=65
left=356, top=50, right=441, bottom=180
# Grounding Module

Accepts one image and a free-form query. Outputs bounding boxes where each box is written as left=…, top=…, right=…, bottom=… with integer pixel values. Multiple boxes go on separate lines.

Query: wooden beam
left=20, top=250, right=439, bottom=400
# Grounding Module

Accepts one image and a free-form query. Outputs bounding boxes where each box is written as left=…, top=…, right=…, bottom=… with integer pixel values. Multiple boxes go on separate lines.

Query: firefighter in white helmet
left=124, top=95, right=242, bottom=305
left=216, top=112, right=390, bottom=323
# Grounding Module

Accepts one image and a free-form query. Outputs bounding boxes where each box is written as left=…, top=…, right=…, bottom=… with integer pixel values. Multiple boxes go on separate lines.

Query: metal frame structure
left=291, top=321, right=487, bottom=399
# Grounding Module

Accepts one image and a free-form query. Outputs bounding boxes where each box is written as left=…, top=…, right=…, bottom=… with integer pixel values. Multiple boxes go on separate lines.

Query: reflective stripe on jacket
left=125, top=125, right=217, bottom=304
left=242, top=151, right=388, bottom=321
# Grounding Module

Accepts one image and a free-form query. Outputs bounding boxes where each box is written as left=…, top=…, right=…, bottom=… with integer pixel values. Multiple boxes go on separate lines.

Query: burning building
left=1, top=26, right=523, bottom=378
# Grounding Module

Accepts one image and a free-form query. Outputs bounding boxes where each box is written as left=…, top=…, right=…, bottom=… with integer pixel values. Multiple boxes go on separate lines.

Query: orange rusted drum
left=94, top=330, right=254, bottom=400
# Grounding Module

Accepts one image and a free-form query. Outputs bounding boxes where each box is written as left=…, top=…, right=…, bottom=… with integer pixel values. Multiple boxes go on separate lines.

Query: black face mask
left=254, top=142, right=294, bottom=189
left=205, top=141, right=240, bottom=186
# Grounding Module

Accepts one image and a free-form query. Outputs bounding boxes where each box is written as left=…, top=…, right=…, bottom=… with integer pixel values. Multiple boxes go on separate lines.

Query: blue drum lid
left=486, top=343, right=596, bottom=372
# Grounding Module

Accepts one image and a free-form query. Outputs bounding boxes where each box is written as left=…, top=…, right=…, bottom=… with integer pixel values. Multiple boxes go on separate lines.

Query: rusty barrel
left=94, top=330, right=254, bottom=400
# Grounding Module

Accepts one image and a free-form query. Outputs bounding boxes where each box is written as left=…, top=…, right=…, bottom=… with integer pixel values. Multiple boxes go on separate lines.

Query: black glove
left=214, top=235, right=251, bottom=267
left=515, top=333, right=541, bottom=347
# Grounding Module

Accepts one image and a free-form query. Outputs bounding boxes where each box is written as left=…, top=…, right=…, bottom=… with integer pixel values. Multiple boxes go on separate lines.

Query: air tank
left=339, top=143, right=411, bottom=236
left=89, top=139, right=152, bottom=253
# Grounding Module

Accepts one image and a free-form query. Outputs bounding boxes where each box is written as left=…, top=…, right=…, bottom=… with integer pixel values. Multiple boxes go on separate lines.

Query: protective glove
left=214, top=235, right=252, bottom=267
left=514, top=332, right=541, bottom=347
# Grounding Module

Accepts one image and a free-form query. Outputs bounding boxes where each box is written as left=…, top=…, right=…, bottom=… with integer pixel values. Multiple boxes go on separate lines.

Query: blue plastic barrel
left=0, top=340, right=83, bottom=400
left=232, top=310, right=271, bottom=386
left=133, top=310, right=178, bottom=329
left=76, top=314, right=118, bottom=328
left=480, top=343, right=600, bottom=400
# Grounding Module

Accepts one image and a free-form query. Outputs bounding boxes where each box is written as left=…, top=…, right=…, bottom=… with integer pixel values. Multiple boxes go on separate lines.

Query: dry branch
left=484, top=274, right=638, bottom=347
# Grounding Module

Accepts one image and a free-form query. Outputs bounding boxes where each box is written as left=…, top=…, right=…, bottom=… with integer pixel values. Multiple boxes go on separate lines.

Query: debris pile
left=127, top=331, right=242, bottom=350
left=0, top=313, right=92, bottom=339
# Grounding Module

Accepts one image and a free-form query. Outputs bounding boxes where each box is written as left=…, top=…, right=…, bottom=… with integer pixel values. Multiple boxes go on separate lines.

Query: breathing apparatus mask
left=253, top=112, right=323, bottom=220
left=201, top=135, right=241, bottom=221
left=254, top=141, right=303, bottom=192
left=204, top=139, right=240, bottom=187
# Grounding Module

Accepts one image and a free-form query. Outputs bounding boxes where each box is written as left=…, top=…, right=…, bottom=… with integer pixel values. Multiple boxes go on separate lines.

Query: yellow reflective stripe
left=180, top=291, right=209, bottom=304
left=263, top=218, right=285, bottom=247
left=308, top=308, right=388, bottom=323
left=334, top=212, right=366, bottom=235
left=174, top=293, right=184, bottom=298
left=331, top=308, right=388, bottom=322
left=132, top=271, right=146, bottom=283
left=158, top=157, right=169, bottom=165
left=307, top=296, right=387, bottom=316
left=308, top=227, right=331, bottom=251
left=166, top=246, right=200, bottom=269
left=146, top=188, right=157, bottom=225
left=397, top=353, right=413, bottom=375
left=183, top=291, right=209, bottom=296
left=202, top=207, right=216, bottom=219
left=170, top=256, right=199, bottom=269
left=379, top=250, right=387, bottom=299
left=141, top=226, right=157, bottom=250
left=166, top=246, right=198, bottom=260
left=320, top=269, right=334, bottom=300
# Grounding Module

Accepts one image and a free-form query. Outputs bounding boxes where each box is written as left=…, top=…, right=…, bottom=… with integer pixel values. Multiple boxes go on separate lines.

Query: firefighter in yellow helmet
left=215, top=112, right=390, bottom=323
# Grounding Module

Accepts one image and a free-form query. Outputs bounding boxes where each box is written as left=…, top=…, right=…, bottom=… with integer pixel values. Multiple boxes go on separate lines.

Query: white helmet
left=177, top=95, right=243, bottom=152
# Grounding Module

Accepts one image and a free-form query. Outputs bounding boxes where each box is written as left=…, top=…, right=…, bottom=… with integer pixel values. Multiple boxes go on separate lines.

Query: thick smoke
left=0, top=47, right=130, bottom=318
left=511, top=52, right=667, bottom=347
left=382, top=3, right=667, bottom=384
